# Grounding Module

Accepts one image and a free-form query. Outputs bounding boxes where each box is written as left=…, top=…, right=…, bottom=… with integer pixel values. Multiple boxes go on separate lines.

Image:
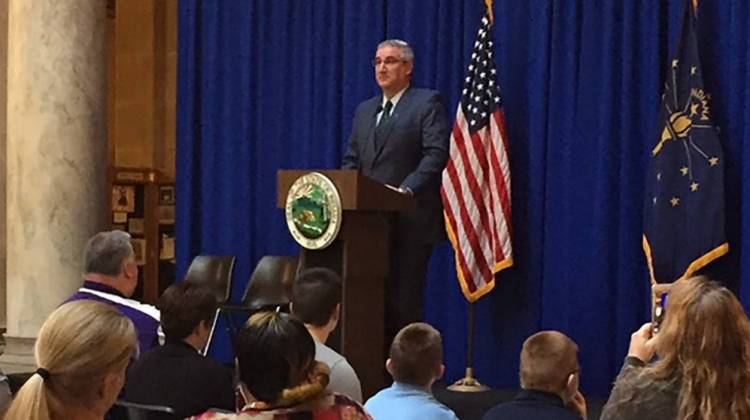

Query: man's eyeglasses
left=372, top=57, right=406, bottom=67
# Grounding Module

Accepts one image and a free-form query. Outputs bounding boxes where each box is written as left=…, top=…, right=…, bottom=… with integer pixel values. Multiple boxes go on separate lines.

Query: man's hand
left=397, top=186, right=414, bottom=196
left=628, top=322, right=657, bottom=363
left=567, top=390, right=587, bottom=419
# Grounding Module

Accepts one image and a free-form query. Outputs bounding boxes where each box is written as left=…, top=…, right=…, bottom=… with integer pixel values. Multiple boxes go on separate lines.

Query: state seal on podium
left=285, top=172, right=342, bottom=250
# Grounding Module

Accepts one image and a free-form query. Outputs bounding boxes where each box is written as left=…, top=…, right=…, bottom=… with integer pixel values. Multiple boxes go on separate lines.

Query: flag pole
left=485, top=0, right=494, bottom=24
left=441, top=0, right=506, bottom=392
left=447, top=301, right=489, bottom=392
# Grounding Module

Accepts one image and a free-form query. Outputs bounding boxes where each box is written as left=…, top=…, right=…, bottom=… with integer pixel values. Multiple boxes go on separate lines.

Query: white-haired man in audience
left=64, top=230, right=160, bottom=353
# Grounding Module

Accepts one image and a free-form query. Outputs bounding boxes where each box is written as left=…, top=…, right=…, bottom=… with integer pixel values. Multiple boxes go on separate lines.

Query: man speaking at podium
left=342, top=39, right=450, bottom=339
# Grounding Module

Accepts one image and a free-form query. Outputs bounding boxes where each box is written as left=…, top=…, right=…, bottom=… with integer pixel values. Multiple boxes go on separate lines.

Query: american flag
left=441, top=12, right=512, bottom=302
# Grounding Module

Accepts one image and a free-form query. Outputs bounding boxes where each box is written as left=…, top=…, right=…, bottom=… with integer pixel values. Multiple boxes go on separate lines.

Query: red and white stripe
left=441, top=106, right=512, bottom=302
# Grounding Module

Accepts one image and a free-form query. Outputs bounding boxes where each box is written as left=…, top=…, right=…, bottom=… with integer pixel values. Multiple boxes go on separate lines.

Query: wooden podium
left=278, top=170, right=414, bottom=397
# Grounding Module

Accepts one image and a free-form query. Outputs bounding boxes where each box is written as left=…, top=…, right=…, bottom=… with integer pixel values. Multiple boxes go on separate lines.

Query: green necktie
left=379, top=100, right=393, bottom=126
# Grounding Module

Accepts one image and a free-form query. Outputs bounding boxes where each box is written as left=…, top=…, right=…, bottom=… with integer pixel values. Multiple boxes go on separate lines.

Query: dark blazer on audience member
left=125, top=340, right=235, bottom=418
left=482, top=389, right=582, bottom=420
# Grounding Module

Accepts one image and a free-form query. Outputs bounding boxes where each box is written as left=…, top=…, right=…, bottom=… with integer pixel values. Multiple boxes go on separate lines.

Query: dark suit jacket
left=482, top=390, right=582, bottom=420
left=342, top=86, right=450, bottom=243
left=124, top=340, right=235, bottom=419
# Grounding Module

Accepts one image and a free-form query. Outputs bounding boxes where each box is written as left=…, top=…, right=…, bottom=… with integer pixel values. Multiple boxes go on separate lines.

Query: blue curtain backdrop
left=177, top=0, right=750, bottom=396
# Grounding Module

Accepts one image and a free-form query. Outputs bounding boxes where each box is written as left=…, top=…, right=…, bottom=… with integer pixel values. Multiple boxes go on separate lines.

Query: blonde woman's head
left=5, top=300, right=137, bottom=420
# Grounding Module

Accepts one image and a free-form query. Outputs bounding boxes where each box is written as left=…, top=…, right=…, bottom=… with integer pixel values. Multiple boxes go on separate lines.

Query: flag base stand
left=447, top=303, right=490, bottom=393
left=447, top=367, right=490, bottom=392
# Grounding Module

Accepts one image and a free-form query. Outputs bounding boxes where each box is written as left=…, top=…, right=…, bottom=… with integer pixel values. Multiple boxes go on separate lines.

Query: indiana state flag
left=643, top=2, right=728, bottom=284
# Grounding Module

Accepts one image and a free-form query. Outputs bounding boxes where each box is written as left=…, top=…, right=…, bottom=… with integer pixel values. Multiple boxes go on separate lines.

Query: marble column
left=0, top=0, right=9, bottom=332
left=0, top=1, right=107, bottom=372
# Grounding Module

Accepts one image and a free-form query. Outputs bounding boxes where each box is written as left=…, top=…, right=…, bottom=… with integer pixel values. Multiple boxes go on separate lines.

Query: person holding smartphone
left=601, top=276, right=750, bottom=420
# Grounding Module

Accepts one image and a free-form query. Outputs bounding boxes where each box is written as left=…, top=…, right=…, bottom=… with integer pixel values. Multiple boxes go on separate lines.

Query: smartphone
left=652, top=283, right=672, bottom=334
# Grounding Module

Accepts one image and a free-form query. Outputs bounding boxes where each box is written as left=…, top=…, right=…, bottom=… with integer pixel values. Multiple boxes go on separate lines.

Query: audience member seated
left=125, top=282, right=235, bottom=417
left=600, top=276, right=750, bottom=420
left=365, top=322, right=458, bottom=420
left=64, top=230, right=160, bottom=352
left=290, top=267, right=363, bottom=402
left=5, top=301, right=137, bottom=420
left=189, top=311, right=372, bottom=420
left=482, top=331, right=586, bottom=420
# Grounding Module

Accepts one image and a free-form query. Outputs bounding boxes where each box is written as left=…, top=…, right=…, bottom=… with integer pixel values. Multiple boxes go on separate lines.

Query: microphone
left=374, top=104, right=383, bottom=117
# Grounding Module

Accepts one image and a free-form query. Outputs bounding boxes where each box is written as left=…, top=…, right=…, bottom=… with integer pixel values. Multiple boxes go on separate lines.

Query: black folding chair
left=205, top=255, right=299, bottom=354
left=183, top=255, right=236, bottom=304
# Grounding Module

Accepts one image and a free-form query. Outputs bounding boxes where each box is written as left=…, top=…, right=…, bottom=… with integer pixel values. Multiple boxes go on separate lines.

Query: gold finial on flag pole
left=692, top=0, right=699, bottom=12
left=485, top=0, right=494, bottom=24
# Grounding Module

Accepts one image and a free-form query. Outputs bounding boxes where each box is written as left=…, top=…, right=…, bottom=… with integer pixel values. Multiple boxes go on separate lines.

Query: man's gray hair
left=83, top=230, right=134, bottom=276
left=377, top=39, right=414, bottom=62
